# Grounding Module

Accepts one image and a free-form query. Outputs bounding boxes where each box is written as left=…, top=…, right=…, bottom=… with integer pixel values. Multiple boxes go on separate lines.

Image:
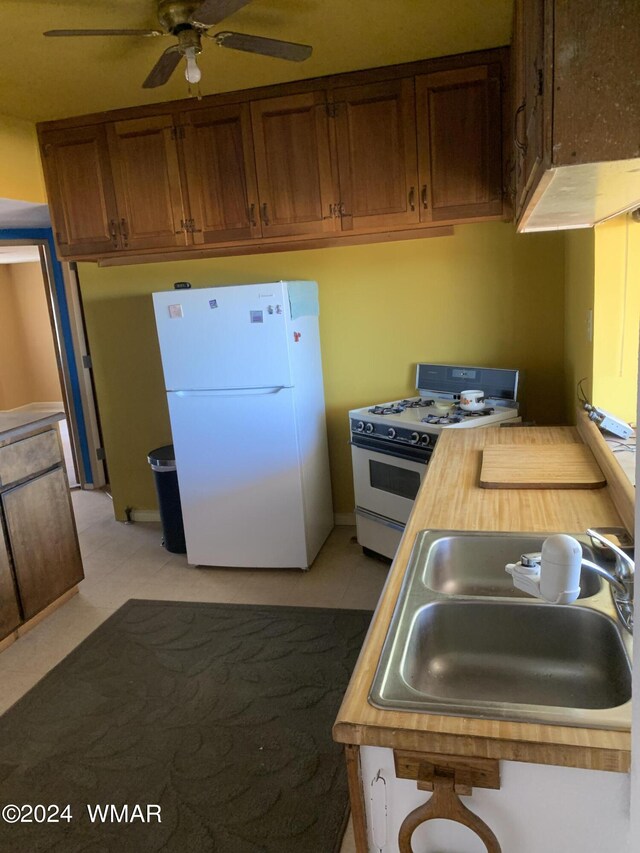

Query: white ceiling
left=0, top=198, right=51, bottom=229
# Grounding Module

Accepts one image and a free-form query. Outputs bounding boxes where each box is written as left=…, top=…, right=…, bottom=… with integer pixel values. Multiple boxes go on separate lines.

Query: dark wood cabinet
left=2, top=468, right=84, bottom=621
left=40, top=125, right=120, bottom=257
left=512, top=0, right=640, bottom=231
left=181, top=103, right=262, bottom=244
left=38, top=48, right=509, bottom=262
left=250, top=92, right=337, bottom=238
left=107, top=115, right=188, bottom=251
left=512, top=0, right=546, bottom=220
left=0, top=424, right=84, bottom=641
left=332, top=79, right=419, bottom=232
left=416, top=64, right=503, bottom=223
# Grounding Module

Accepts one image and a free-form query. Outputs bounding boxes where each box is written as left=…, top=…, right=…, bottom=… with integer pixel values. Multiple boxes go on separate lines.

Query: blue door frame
left=0, top=227, right=93, bottom=484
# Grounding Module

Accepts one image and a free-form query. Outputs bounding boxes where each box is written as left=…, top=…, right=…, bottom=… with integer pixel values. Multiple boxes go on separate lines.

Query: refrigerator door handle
left=173, top=387, right=288, bottom=398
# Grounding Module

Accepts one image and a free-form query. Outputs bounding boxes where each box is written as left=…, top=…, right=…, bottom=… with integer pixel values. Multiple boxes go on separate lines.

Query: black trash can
left=147, top=445, right=187, bottom=554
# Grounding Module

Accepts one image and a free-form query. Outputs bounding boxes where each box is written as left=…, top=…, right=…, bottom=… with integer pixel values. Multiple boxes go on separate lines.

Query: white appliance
left=349, top=363, right=520, bottom=559
left=153, top=281, right=333, bottom=569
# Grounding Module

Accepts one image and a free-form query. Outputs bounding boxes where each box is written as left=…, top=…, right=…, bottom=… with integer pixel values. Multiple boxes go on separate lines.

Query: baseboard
left=130, top=509, right=161, bottom=523
left=129, top=509, right=352, bottom=526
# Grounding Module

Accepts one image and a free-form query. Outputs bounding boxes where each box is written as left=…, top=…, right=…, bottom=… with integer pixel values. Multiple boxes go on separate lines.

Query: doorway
left=0, top=229, right=106, bottom=490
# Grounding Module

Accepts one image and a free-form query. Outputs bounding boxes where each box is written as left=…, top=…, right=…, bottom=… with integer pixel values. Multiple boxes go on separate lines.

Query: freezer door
left=153, top=283, right=292, bottom=390
left=168, top=387, right=307, bottom=567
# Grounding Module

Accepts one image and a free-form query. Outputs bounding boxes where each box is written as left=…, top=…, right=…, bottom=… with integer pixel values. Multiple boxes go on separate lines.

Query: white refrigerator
left=152, top=281, right=333, bottom=569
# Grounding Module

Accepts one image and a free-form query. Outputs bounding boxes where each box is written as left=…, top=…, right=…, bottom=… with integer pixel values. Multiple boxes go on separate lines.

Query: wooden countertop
left=333, top=423, right=633, bottom=772
left=0, top=411, right=64, bottom=447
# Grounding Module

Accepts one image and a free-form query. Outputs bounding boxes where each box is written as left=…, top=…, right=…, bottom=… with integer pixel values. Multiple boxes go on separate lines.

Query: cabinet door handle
left=261, top=203, right=270, bottom=225
left=120, top=218, right=129, bottom=245
left=109, top=219, right=119, bottom=246
left=408, top=186, right=416, bottom=211
left=249, top=203, right=257, bottom=226
left=514, top=99, right=527, bottom=154
left=421, top=185, right=428, bottom=209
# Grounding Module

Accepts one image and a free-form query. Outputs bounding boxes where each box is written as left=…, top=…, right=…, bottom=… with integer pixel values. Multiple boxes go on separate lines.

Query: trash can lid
left=148, top=444, right=176, bottom=469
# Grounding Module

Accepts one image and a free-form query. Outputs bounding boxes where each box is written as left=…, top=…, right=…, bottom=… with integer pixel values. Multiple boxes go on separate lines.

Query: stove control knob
left=410, top=431, right=420, bottom=444
left=356, top=421, right=365, bottom=432
left=365, top=423, right=374, bottom=434
left=420, top=434, right=431, bottom=446
left=387, top=428, right=396, bottom=439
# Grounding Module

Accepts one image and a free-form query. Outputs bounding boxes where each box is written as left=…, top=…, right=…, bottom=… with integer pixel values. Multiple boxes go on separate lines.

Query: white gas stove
left=349, top=363, right=520, bottom=559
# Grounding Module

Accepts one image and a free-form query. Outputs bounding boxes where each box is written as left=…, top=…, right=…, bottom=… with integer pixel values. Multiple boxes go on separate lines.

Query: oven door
left=351, top=440, right=428, bottom=525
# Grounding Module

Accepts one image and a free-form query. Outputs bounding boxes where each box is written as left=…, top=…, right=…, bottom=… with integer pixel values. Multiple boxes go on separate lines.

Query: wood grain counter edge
left=333, top=424, right=633, bottom=773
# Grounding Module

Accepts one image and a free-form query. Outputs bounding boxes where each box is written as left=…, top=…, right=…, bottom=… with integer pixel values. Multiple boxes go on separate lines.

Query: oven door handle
left=349, top=438, right=431, bottom=464
left=355, top=507, right=406, bottom=532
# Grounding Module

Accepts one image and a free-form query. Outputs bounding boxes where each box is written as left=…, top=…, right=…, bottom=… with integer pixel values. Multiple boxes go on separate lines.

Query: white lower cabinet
left=359, top=745, right=630, bottom=852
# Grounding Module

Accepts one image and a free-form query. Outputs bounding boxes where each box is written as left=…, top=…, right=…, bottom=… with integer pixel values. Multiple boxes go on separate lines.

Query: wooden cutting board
left=480, top=444, right=606, bottom=489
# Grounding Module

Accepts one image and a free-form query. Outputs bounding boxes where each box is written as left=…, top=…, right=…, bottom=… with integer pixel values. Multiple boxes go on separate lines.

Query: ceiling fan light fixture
left=184, top=46, right=202, bottom=83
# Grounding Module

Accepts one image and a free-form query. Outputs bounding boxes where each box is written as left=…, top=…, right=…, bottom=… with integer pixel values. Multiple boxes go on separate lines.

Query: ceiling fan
left=44, top=0, right=313, bottom=89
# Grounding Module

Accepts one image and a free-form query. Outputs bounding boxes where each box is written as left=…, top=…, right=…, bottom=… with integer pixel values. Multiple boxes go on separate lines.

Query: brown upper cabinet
left=38, top=48, right=508, bottom=262
left=512, top=0, right=640, bottom=231
left=40, top=124, right=120, bottom=257
left=331, top=79, right=420, bottom=232
left=107, top=115, right=188, bottom=251
left=181, top=103, right=262, bottom=244
left=250, top=92, right=337, bottom=238
left=416, top=64, right=503, bottom=223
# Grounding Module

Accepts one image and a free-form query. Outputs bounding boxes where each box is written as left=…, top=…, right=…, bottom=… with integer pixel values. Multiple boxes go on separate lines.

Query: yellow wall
left=563, top=228, right=595, bottom=423
left=0, top=262, right=62, bottom=409
left=0, top=114, right=46, bottom=203
left=592, top=213, right=640, bottom=425
left=78, top=222, right=566, bottom=519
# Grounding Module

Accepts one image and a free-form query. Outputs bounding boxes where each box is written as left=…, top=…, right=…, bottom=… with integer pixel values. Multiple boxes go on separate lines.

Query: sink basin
left=418, top=532, right=602, bottom=598
left=369, top=530, right=633, bottom=728
left=401, top=601, right=631, bottom=710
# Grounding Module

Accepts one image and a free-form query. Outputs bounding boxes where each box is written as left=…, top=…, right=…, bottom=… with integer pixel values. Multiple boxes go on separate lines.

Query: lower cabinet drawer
left=0, top=429, right=62, bottom=488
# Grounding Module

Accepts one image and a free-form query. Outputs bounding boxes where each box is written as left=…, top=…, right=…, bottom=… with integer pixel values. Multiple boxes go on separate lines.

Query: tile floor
left=0, top=489, right=390, bottom=852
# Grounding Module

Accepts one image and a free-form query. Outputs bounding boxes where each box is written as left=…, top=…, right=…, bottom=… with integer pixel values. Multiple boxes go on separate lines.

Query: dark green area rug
left=0, top=600, right=371, bottom=853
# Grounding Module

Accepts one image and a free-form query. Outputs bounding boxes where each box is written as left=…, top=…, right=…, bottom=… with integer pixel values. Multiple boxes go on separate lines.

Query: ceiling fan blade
left=142, top=46, right=182, bottom=89
left=190, top=0, right=253, bottom=28
left=44, top=29, right=165, bottom=37
left=213, top=31, right=312, bottom=61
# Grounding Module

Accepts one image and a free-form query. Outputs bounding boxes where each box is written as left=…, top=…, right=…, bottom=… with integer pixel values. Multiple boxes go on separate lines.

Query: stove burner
left=421, top=406, right=495, bottom=425
left=422, top=414, right=462, bottom=425
left=398, top=398, right=435, bottom=408
left=368, top=405, right=404, bottom=415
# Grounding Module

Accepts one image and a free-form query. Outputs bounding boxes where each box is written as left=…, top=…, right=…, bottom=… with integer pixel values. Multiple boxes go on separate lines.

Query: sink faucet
left=505, top=529, right=634, bottom=632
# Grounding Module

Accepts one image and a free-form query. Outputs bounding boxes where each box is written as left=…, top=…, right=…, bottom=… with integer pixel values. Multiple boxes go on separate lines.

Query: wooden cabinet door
left=0, top=528, right=21, bottom=640
left=40, top=125, right=120, bottom=257
left=513, top=0, right=546, bottom=217
left=332, top=78, right=419, bottom=231
left=3, top=468, right=84, bottom=620
left=250, top=92, right=337, bottom=238
left=181, top=104, right=262, bottom=244
left=107, top=115, right=188, bottom=251
left=416, top=65, right=503, bottom=222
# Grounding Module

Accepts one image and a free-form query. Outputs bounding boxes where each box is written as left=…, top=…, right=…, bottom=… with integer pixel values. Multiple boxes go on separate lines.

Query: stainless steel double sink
left=369, top=531, right=633, bottom=729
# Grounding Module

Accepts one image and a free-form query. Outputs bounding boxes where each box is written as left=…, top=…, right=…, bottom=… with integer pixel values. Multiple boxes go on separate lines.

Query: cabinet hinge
left=96, top=447, right=106, bottom=461
left=82, top=354, right=93, bottom=370
left=537, top=69, right=544, bottom=96
left=325, top=103, right=339, bottom=118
